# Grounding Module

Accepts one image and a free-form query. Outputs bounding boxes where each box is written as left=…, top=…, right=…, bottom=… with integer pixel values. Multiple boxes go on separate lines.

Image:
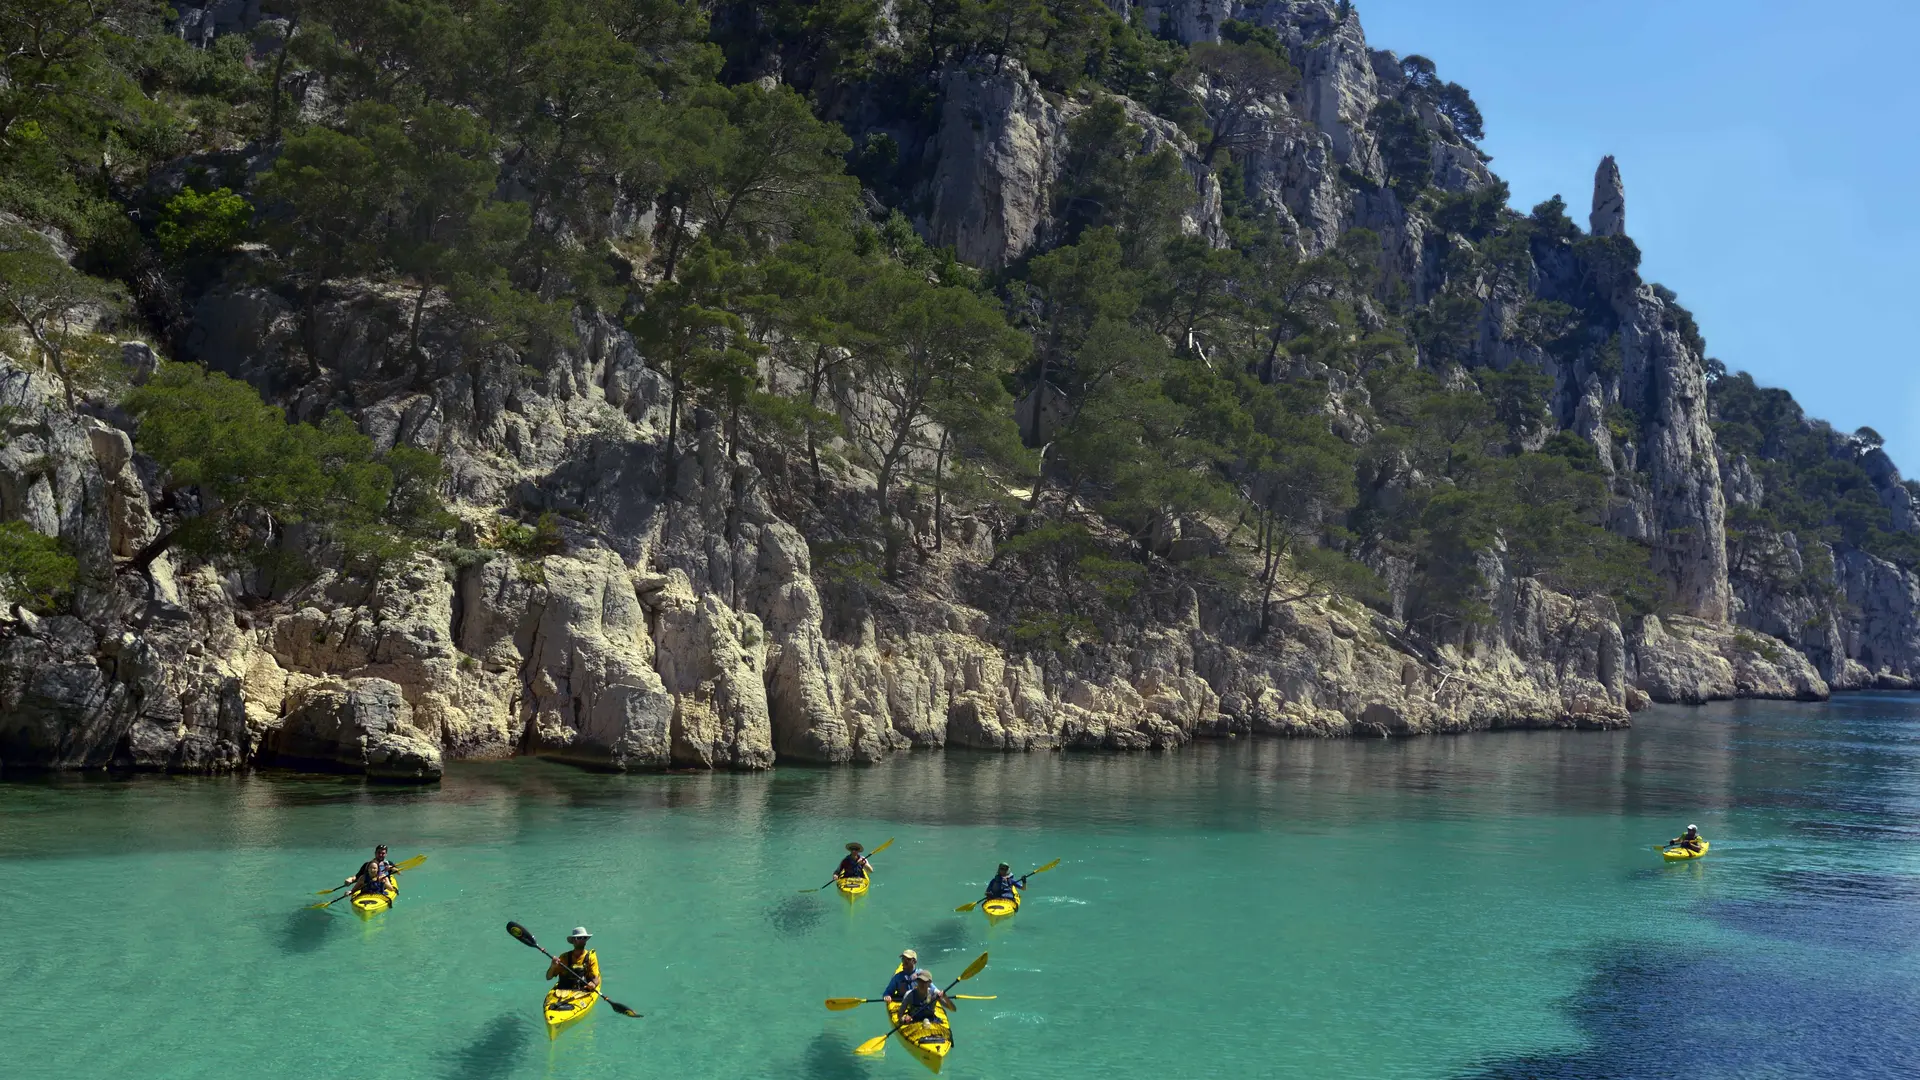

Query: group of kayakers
left=329, top=840, right=1037, bottom=1024
left=832, top=843, right=1045, bottom=1036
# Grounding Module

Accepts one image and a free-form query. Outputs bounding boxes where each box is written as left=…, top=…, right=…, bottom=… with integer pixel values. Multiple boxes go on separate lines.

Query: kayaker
left=1670, top=825, right=1704, bottom=852
left=344, top=845, right=395, bottom=897
left=900, top=969, right=954, bottom=1022
left=835, top=842, right=873, bottom=882
left=546, top=928, right=601, bottom=994
left=984, top=863, right=1020, bottom=900
left=882, top=949, right=921, bottom=1005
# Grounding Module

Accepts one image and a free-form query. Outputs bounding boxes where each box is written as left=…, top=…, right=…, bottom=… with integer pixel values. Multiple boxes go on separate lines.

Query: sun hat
left=569, top=927, right=592, bottom=939
left=900, top=949, right=918, bottom=960
left=912, top=970, right=932, bottom=982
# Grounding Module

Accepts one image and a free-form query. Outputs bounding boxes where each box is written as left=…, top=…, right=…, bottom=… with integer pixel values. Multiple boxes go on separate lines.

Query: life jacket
left=838, top=855, right=866, bottom=878
left=986, top=874, right=1018, bottom=898
left=555, top=949, right=598, bottom=992
left=903, top=984, right=940, bottom=1021
left=355, top=860, right=393, bottom=894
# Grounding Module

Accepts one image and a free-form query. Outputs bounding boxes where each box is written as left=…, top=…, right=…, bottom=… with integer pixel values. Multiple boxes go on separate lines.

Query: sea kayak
left=544, top=988, right=598, bottom=1035
left=349, top=880, right=398, bottom=915
left=886, top=996, right=952, bottom=1073
left=1662, top=839, right=1710, bottom=860
left=981, top=890, right=1021, bottom=920
left=837, top=871, right=870, bottom=898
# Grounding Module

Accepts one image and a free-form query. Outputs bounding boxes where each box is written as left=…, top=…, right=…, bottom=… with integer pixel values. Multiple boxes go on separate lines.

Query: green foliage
left=1187, top=39, right=1297, bottom=165
left=1712, top=369, right=1920, bottom=569
left=155, top=187, right=252, bottom=262
left=493, top=513, right=566, bottom=559
left=1368, top=99, right=1433, bottom=201
left=0, top=522, right=77, bottom=612
left=0, top=223, right=127, bottom=406
left=123, top=365, right=452, bottom=577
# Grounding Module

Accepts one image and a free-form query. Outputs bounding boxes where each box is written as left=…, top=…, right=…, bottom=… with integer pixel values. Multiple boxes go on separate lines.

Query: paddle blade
left=958, top=951, right=989, bottom=981
left=393, top=854, right=428, bottom=872
left=606, top=1000, right=643, bottom=1018
left=867, top=837, right=896, bottom=857
left=304, top=899, right=333, bottom=910
left=954, top=901, right=978, bottom=913
left=855, top=1033, right=891, bottom=1055
left=952, top=995, right=997, bottom=1000
left=506, top=921, right=542, bottom=949
left=1029, top=858, right=1061, bottom=875
left=824, top=998, right=870, bottom=1011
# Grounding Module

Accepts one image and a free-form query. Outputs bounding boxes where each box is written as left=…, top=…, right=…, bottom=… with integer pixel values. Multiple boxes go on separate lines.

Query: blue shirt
left=985, top=874, right=1020, bottom=899
left=883, top=968, right=922, bottom=1000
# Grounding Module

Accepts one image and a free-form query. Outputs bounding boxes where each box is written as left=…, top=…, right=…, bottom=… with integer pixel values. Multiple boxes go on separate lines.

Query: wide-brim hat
left=569, top=927, right=592, bottom=940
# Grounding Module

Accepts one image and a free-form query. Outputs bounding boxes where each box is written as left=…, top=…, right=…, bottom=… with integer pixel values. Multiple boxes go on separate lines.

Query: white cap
left=569, top=927, right=591, bottom=939
left=1686, top=824, right=1697, bottom=831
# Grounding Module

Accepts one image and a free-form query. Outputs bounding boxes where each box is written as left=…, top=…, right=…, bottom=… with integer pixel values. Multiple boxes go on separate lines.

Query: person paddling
left=882, top=949, right=922, bottom=1005
left=546, top=928, right=601, bottom=995
left=899, top=969, right=954, bottom=1023
left=344, top=845, right=396, bottom=899
left=984, top=863, right=1020, bottom=901
left=1669, top=824, right=1704, bottom=852
left=835, top=842, right=873, bottom=883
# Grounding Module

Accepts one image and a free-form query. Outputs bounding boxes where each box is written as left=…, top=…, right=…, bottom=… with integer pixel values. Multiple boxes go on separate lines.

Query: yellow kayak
left=1662, top=839, right=1710, bottom=860
left=981, top=891, right=1020, bottom=920
left=349, top=880, right=398, bottom=915
left=886, top=997, right=952, bottom=1073
left=837, top=871, right=870, bottom=898
left=544, top=988, right=598, bottom=1035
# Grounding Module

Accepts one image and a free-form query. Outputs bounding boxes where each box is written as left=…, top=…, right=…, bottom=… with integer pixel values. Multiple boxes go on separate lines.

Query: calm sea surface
left=4, top=697, right=1918, bottom=1079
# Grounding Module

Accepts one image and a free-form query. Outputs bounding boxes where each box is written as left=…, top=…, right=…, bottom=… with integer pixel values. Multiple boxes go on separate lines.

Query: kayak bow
left=544, top=988, right=599, bottom=1036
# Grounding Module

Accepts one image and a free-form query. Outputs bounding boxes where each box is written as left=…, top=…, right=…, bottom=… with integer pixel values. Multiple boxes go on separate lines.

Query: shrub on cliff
left=121, top=365, right=453, bottom=582
left=0, top=522, right=78, bottom=613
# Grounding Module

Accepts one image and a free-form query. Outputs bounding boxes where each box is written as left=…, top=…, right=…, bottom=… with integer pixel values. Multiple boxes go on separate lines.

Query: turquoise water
left=4, top=697, right=1920, bottom=1078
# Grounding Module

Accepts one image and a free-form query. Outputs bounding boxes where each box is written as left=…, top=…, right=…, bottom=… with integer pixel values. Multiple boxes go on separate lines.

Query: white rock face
left=920, top=60, right=1067, bottom=268
left=1618, top=284, right=1733, bottom=621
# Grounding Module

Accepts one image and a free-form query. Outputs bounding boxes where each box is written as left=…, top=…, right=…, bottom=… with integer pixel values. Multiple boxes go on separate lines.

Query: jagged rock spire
left=1591, top=155, right=1626, bottom=237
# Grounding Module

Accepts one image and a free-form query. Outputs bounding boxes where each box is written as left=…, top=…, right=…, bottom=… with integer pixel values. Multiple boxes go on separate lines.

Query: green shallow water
left=5, top=698, right=1920, bottom=1079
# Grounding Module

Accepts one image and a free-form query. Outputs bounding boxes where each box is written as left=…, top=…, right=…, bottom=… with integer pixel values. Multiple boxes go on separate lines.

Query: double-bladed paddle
left=956, top=858, right=1060, bottom=912
left=854, top=951, right=988, bottom=1055
left=311, top=854, right=428, bottom=895
left=824, top=995, right=995, bottom=1010
left=306, top=855, right=427, bottom=909
left=505, top=922, right=642, bottom=1018
left=801, top=837, right=895, bottom=893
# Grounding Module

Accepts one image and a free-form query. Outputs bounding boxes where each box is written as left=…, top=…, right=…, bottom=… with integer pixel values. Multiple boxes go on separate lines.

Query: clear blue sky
left=1354, top=0, right=1920, bottom=471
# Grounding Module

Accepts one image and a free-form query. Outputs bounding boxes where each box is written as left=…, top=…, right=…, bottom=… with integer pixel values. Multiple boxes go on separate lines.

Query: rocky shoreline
left=10, top=0, right=1920, bottom=782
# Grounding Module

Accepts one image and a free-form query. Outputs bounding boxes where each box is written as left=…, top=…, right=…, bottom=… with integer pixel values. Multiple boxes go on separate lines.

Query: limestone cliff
left=0, top=0, right=1903, bottom=778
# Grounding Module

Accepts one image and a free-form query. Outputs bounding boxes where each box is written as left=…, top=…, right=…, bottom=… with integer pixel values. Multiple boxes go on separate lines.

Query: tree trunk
left=932, top=429, right=949, bottom=553
left=407, top=281, right=433, bottom=361
left=806, top=349, right=826, bottom=496
left=267, top=12, right=301, bottom=136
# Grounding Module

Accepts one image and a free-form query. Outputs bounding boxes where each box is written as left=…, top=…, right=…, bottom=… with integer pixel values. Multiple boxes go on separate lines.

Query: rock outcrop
left=1591, top=155, right=1626, bottom=237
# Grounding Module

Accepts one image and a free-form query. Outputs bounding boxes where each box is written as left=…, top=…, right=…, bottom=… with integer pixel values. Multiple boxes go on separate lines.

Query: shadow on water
left=767, top=894, right=824, bottom=937
left=438, top=1013, right=535, bottom=1080
left=1453, top=940, right=1920, bottom=1079
left=778, top=1032, right=874, bottom=1080
left=278, top=908, right=338, bottom=954
left=912, top=917, right=972, bottom=958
